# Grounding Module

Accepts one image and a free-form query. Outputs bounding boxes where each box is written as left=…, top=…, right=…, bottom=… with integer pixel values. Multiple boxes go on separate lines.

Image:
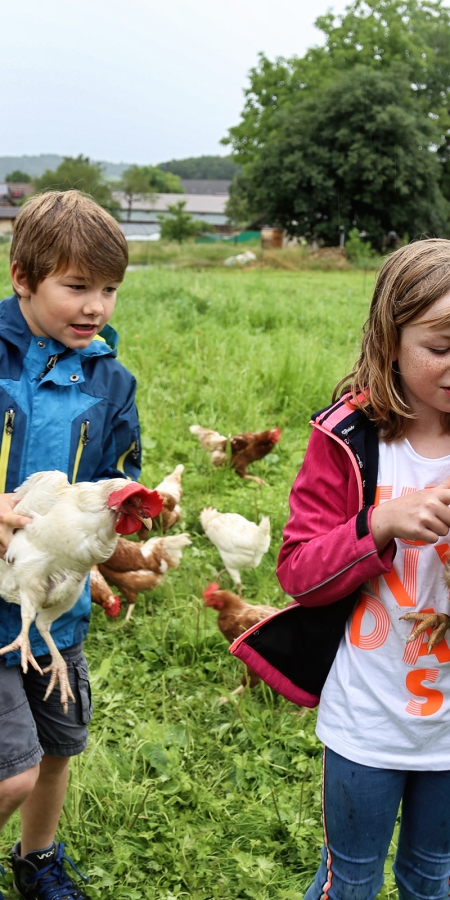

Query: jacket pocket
left=74, top=658, right=93, bottom=725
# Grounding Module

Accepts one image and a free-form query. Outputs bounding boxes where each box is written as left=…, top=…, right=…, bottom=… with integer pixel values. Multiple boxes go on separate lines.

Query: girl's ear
left=10, top=262, right=32, bottom=299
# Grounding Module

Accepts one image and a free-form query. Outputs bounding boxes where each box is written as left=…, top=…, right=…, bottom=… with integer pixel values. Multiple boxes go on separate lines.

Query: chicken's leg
left=401, top=612, right=450, bottom=652
left=34, top=622, right=75, bottom=713
left=0, top=616, right=43, bottom=674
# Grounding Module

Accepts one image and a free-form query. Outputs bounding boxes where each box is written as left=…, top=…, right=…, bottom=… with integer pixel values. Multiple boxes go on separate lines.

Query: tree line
left=223, top=0, right=450, bottom=249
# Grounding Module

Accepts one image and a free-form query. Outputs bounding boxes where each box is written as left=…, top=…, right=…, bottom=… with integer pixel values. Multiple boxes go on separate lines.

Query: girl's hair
left=10, top=190, right=128, bottom=291
left=334, top=238, right=450, bottom=440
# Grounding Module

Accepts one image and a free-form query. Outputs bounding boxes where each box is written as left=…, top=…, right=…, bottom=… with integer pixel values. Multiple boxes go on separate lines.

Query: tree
left=119, top=165, right=183, bottom=221
left=158, top=201, right=213, bottom=243
left=5, top=170, right=31, bottom=183
left=34, top=155, right=117, bottom=214
left=223, top=0, right=450, bottom=166
left=235, top=67, right=448, bottom=249
left=158, top=155, right=240, bottom=179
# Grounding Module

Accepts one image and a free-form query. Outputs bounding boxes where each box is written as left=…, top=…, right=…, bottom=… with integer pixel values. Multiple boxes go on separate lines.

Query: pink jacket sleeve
left=276, top=427, right=395, bottom=606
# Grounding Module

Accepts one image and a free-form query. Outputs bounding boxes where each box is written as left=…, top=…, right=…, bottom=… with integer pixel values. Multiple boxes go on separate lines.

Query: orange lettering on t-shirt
left=405, top=668, right=443, bottom=716
left=383, top=547, right=420, bottom=607
left=349, top=594, right=390, bottom=650
left=434, top=543, right=450, bottom=566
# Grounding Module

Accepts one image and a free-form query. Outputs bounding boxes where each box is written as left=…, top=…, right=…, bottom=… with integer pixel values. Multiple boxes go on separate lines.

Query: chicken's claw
left=0, top=634, right=43, bottom=675
left=401, top=612, right=450, bottom=653
left=42, top=657, right=76, bottom=713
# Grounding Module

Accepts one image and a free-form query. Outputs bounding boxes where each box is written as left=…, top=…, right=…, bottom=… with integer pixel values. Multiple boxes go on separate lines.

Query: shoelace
left=28, top=844, right=88, bottom=900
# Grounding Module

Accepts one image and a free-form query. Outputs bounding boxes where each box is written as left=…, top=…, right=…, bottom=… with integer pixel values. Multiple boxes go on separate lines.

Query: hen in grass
left=0, top=471, right=162, bottom=709
left=200, top=506, right=270, bottom=593
left=204, top=581, right=275, bottom=697
left=137, top=464, right=185, bottom=538
left=99, top=532, right=192, bottom=620
left=190, top=425, right=281, bottom=484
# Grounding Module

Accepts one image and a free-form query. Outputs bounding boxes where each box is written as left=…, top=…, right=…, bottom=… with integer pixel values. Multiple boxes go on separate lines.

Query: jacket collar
left=0, top=295, right=118, bottom=358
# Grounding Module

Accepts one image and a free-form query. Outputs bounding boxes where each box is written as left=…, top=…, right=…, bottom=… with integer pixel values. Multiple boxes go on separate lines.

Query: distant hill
left=158, top=155, right=240, bottom=180
left=0, top=154, right=240, bottom=182
left=0, top=155, right=132, bottom=180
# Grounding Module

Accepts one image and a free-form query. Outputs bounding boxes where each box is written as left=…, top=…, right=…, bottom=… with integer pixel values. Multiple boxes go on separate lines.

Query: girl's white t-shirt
left=316, top=438, right=450, bottom=769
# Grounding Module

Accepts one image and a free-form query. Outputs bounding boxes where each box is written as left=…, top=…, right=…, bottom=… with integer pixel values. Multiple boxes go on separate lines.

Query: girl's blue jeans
left=304, top=747, right=450, bottom=900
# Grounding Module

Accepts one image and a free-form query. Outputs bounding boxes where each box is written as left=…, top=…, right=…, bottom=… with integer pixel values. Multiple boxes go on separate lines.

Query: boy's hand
left=371, top=477, right=450, bottom=551
left=0, top=494, right=32, bottom=557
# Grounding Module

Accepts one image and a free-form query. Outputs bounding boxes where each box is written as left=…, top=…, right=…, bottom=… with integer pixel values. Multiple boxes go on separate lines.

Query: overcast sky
left=3, top=0, right=350, bottom=165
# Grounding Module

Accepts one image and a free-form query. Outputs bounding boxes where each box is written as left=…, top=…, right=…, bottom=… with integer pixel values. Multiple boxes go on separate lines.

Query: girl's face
left=394, top=292, right=450, bottom=428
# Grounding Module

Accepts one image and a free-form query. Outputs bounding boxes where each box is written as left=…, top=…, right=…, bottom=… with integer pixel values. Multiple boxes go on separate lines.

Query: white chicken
left=139, top=464, right=185, bottom=537
left=200, top=506, right=270, bottom=592
left=0, top=471, right=163, bottom=710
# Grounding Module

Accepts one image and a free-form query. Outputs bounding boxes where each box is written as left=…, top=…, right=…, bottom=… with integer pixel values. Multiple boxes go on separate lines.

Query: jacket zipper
left=71, top=420, right=90, bottom=484
left=0, top=408, right=15, bottom=492
left=116, top=439, right=139, bottom=476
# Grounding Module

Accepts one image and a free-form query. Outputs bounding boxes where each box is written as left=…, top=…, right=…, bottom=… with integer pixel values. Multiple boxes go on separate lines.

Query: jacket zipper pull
left=81, top=420, right=90, bottom=445
left=5, top=408, right=15, bottom=435
left=131, top=439, right=139, bottom=460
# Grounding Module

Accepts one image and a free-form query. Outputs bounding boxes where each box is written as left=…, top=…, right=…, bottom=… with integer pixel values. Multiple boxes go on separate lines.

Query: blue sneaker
left=11, top=842, right=90, bottom=899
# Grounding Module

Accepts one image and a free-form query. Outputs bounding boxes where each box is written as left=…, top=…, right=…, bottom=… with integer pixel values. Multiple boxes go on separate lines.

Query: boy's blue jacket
left=0, top=294, right=141, bottom=664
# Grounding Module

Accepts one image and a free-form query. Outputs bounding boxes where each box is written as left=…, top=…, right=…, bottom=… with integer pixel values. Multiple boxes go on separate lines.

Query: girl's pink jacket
left=277, top=424, right=395, bottom=605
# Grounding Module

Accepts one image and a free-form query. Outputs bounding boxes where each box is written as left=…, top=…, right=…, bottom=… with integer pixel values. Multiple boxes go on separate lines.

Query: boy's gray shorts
left=0, top=643, right=93, bottom=781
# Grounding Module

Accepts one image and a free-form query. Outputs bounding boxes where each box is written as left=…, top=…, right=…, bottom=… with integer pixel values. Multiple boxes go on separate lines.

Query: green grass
left=0, top=248, right=400, bottom=899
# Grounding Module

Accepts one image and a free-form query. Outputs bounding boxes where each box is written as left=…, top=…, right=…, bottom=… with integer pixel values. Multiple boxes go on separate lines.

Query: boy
left=0, top=190, right=141, bottom=900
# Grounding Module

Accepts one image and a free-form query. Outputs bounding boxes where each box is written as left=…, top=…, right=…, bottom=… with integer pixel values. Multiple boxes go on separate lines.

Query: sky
left=3, top=0, right=350, bottom=165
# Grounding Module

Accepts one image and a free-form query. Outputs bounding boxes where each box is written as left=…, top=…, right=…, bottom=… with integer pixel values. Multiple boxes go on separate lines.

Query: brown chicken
left=90, top=565, right=121, bottom=619
left=203, top=581, right=275, bottom=698
left=137, top=464, right=184, bottom=538
left=99, top=532, right=191, bottom=620
left=190, top=425, right=281, bottom=484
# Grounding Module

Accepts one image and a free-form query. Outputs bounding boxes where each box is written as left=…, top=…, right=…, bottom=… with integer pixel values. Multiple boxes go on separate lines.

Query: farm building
left=114, top=181, right=230, bottom=239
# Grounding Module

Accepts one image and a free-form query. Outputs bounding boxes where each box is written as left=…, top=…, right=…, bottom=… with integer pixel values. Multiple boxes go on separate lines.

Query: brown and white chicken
left=204, top=581, right=275, bottom=697
left=90, top=565, right=121, bottom=619
left=137, top=464, right=185, bottom=538
left=99, top=532, right=192, bottom=620
left=0, top=472, right=163, bottom=709
left=190, top=424, right=281, bottom=484
left=200, top=506, right=270, bottom=592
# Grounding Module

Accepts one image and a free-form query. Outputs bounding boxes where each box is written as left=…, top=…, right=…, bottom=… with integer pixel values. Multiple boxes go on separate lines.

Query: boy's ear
left=10, top=262, right=32, bottom=299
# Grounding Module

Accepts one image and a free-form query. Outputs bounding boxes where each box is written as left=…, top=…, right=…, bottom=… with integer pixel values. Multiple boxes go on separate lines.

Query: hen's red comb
left=269, top=427, right=281, bottom=443
left=108, top=483, right=164, bottom=535
left=203, top=581, right=221, bottom=600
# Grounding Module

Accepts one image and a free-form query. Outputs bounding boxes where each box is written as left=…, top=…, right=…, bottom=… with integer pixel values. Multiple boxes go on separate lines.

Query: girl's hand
left=0, top=494, right=32, bottom=557
left=370, top=477, right=450, bottom=551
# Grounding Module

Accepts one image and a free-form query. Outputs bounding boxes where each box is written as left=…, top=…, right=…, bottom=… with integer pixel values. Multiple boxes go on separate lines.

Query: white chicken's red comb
left=108, top=483, right=164, bottom=535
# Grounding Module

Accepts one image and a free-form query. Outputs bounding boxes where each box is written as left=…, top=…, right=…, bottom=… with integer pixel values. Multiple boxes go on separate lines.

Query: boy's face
left=11, top=265, right=121, bottom=349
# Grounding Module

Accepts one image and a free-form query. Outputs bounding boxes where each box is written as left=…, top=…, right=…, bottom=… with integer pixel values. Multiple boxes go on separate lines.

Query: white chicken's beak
left=138, top=516, right=153, bottom=531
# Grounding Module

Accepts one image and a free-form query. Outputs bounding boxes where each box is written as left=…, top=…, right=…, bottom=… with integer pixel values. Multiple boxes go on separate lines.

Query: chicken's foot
left=243, top=474, right=266, bottom=486
left=0, top=620, right=43, bottom=675
left=42, top=652, right=76, bottom=714
left=400, top=612, right=450, bottom=652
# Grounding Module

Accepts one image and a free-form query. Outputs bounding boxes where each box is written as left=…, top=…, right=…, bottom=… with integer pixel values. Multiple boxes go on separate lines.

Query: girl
left=278, top=240, right=450, bottom=900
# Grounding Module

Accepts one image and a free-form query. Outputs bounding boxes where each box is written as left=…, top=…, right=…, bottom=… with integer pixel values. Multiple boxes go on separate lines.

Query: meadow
left=0, top=247, right=398, bottom=899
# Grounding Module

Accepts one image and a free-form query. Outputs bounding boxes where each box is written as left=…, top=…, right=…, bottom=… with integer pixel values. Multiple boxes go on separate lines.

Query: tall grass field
left=0, top=248, right=398, bottom=899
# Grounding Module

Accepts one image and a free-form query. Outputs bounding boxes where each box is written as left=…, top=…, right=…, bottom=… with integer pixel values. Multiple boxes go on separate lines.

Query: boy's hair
left=11, top=190, right=128, bottom=291
left=334, top=238, right=450, bottom=440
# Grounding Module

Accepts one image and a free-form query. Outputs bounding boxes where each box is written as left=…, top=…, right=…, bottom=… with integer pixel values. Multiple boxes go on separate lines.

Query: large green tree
left=235, top=66, right=448, bottom=248
left=224, top=0, right=450, bottom=164
left=34, top=155, right=117, bottom=214
left=223, top=0, right=450, bottom=235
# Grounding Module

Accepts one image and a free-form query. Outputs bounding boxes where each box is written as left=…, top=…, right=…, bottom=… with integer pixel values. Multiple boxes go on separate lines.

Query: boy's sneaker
left=11, top=842, right=90, bottom=900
